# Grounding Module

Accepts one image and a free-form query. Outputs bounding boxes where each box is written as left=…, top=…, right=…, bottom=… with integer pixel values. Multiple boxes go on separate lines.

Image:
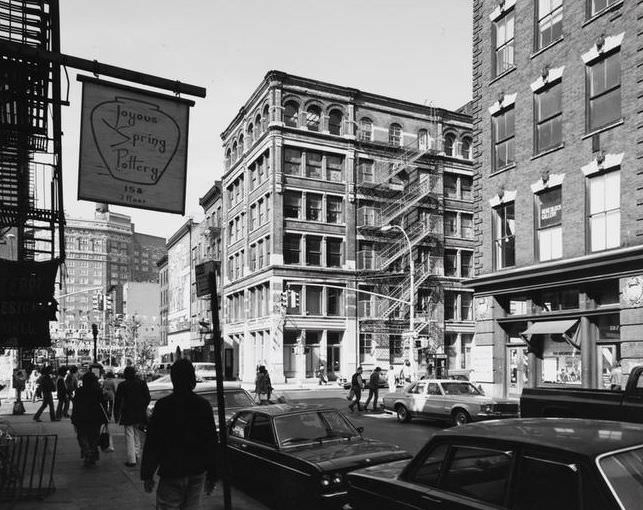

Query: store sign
left=539, top=187, right=562, bottom=228
left=195, top=261, right=215, bottom=297
left=77, top=76, right=193, bottom=214
left=0, top=259, right=59, bottom=348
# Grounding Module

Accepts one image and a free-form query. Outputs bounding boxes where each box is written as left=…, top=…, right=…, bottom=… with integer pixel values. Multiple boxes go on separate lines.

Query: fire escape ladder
left=380, top=178, right=436, bottom=226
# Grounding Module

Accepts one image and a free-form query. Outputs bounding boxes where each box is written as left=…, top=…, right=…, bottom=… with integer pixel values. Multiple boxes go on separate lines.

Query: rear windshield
left=441, top=382, right=481, bottom=396
left=203, top=390, right=254, bottom=409
left=598, top=446, right=643, bottom=509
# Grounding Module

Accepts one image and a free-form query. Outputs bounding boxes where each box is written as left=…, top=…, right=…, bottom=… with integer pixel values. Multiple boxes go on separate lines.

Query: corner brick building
left=468, top=0, right=643, bottom=397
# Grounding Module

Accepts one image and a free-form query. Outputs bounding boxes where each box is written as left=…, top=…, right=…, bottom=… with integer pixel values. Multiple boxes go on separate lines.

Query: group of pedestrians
left=32, top=365, right=79, bottom=422
left=347, top=361, right=415, bottom=413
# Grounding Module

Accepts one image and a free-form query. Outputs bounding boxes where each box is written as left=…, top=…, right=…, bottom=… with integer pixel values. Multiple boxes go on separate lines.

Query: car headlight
left=332, top=473, right=343, bottom=485
left=481, top=404, right=494, bottom=413
left=320, top=475, right=331, bottom=487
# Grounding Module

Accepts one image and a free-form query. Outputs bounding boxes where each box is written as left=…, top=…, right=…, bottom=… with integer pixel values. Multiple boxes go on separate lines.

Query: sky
left=59, top=0, right=473, bottom=239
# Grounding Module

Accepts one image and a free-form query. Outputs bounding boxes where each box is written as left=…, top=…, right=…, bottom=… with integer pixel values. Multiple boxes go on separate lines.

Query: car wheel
left=452, top=409, right=471, bottom=426
left=395, top=404, right=411, bottom=423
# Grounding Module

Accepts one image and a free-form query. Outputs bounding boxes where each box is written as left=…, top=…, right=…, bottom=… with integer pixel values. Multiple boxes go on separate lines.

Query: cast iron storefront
left=468, top=246, right=643, bottom=398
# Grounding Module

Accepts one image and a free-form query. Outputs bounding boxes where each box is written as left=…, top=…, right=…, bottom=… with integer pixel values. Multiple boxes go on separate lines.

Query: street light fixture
left=380, top=224, right=414, bottom=334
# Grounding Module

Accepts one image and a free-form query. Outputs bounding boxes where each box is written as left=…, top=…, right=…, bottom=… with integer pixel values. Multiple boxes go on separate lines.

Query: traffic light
left=104, top=294, right=112, bottom=313
left=280, top=291, right=288, bottom=309
left=92, top=293, right=104, bottom=311
left=289, top=290, right=300, bottom=308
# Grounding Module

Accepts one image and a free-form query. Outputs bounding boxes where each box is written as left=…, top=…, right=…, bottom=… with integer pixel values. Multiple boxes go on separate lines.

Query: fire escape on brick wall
left=0, top=0, right=65, bottom=264
left=354, top=112, right=445, bottom=369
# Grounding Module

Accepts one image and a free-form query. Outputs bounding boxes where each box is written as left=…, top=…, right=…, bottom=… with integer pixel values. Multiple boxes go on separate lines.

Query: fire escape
left=355, top=116, right=444, bottom=360
left=0, top=0, right=65, bottom=263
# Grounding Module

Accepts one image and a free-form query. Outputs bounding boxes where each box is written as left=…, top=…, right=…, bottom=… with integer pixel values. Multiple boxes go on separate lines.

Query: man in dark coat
left=114, top=366, right=150, bottom=467
left=364, top=367, right=382, bottom=412
left=141, top=359, right=218, bottom=509
left=33, top=365, right=57, bottom=422
left=71, top=371, right=109, bottom=466
left=348, top=366, right=364, bottom=413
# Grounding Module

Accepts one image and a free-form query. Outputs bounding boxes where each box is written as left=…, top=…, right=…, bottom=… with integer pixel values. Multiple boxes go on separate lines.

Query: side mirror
left=356, top=426, right=364, bottom=435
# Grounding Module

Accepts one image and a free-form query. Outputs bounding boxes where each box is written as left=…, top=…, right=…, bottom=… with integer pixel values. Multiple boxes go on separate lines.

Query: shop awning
left=521, top=319, right=578, bottom=337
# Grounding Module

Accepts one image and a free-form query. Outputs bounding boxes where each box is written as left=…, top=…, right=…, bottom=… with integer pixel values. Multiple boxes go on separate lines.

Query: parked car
left=521, top=365, right=643, bottom=423
left=346, top=418, right=643, bottom=510
left=382, top=379, right=519, bottom=426
left=341, top=369, right=390, bottom=390
left=192, top=362, right=217, bottom=381
left=226, top=403, right=411, bottom=509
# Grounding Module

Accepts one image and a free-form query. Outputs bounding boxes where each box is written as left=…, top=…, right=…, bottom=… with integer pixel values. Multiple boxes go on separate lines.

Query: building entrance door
left=327, top=345, right=340, bottom=380
left=507, top=345, right=528, bottom=398
left=305, top=345, right=320, bottom=378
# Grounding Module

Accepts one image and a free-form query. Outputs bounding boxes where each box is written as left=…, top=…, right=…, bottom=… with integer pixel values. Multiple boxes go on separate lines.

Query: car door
left=622, top=370, right=643, bottom=423
left=409, top=381, right=428, bottom=418
left=242, top=413, right=281, bottom=505
left=226, top=411, right=254, bottom=490
left=423, top=382, right=445, bottom=419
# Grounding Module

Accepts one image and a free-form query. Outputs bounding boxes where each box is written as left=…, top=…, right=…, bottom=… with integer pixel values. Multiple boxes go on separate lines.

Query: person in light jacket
left=114, top=366, right=150, bottom=467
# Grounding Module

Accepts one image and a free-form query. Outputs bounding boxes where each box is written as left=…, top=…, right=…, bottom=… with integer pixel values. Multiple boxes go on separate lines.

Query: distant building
left=157, top=254, right=169, bottom=354
left=468, top=0, right=642, bottom=397
left=220, top=71, right=473, bottom=384
left=122, top=281, right=161, bottom=362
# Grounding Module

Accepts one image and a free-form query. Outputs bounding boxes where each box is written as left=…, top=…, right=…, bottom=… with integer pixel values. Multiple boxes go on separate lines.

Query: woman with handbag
left=71, top=371, right=109, bottom=467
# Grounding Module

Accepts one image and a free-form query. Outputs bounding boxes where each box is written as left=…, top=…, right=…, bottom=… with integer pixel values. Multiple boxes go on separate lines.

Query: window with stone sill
left=306, top=151, right=323, bottom=179
left=306, top=105, right=321, bottom=132
left=306, top=236, right=322, bottom=266
left=327, top=287, right=343, bottom=316
left=493, top=9, right=515, bottom=77
left=306, top=194, right=322, bottom=222
left=587, top=51, right=621, bottom=132
left=461, top=214, right=474, bottom=239
left=284, top=234, right=301, bottom=264
left=284, top=101, right=299, bottom=127
left=444, top=174, right=458, bottom=199
left=358, top=159, right=375, bottom=183
left=326, top=154, right=344, bottom=182
left=284, top=148, right=302, bottom=175
left=327, top=196, right=343, bottom=224
left=329, top=109, right=343, bottom=135
left=327, top=238, right=343, bottom=267
left=444, top=250, right=457, bottom=277
left=493, top=201, right=516, bottom=269
left=535, top=81, right=563, bottom=153
left=444, top=133, right=456, bottom=157
left=359, top=118, right=373, bottom=141
left=461, top=251, right=473, bottom=277
left=306, top=286, right=323, bottom=315
left=536, top=0, right=563, bottom=50
left=493, top=106, right=515, bottom=170
left=284, top=191, right=301, bottom=219
left=444, top=212, right=457, bottom=236
left=389, top=123, right=402, bottom=146
left=588, top=0, right=619, bottom=17
left=589, top=170, right=620, bottom=252
left=536, top=186, right=562, bottom=261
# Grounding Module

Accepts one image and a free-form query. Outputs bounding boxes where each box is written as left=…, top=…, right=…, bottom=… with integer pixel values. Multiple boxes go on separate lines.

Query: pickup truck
left=520, top=365, right=643, bottom=423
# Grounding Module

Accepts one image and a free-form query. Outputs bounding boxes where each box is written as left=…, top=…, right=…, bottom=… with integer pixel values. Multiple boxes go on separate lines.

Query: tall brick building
left=220, top=71, right=473, bottom=384
left=468, top=0, right=643, bottom=397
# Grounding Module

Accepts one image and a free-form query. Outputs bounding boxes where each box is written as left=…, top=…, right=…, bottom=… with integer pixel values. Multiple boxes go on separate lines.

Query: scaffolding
left=0, top=0, right=65, bottom=262
left=354, top=108, right=445, bottom=372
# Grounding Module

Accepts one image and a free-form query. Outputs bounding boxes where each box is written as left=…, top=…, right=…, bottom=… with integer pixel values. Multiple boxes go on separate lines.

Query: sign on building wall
left=470, top=344, right=494, bottom=383
left=77, top=76, right=193, bottom=214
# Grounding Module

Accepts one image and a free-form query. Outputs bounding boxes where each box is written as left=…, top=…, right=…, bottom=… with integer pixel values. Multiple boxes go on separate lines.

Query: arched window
left=306, top=105, right=321, bottom=131
left=461, top=137, right=472, bottom=160
left=359, top=118, right=373, bottom=141
left=284, top=101, right=299, bottom=127
left=255, top=114, right=262, bottom=136
left=231, top=142, right=238, bottom=163
left=262, top=105, right=269, bottom=131
left=418, top=129, right=428, bottom=151
left=239, top=134, right=245, bottom=154
left=247, top=123, right=254, bottom=143
left=444, top=133, right=456, bottom=156
left=328, top=109, right=343, bottom=135
left=389, top=123, right=402, bottom=146
left=225, top=148, right=232, bottom=169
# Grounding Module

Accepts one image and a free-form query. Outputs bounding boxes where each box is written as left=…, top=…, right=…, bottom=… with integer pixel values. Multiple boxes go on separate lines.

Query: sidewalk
left=0, top=400, right=267, bottom=510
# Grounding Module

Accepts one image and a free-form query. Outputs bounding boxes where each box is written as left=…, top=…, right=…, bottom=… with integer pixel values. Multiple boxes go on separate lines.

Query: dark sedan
left=346, top=418, right=643, bottom=510
left=226, top=404, right=411, bottom=509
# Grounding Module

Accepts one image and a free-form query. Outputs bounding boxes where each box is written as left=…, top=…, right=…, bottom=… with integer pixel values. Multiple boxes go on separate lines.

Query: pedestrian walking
left=64, top=366, right=79, bottom=415
left=55, top=366, right=69, bottom=419
left=318, top=363, right=328, bottom=385
left=387, top=365, right=397, bottom=391
left=254, top=365, right=272, bottom=404
left=102, top=371, right=117, bottom=420
left=364, top=367, right=382, bottom=412
left=33, top=366, right=57, bottom=422
left=610, top=361, right=624, bottom=390
left=399, top=360, right=414, bottom=384
left=114, top=366, right=151, bottom=467
left=30, top=368, right=41, bottom=402
left=141, top=359, right=218, bottom=509
left=71, top=371, right=109, bottom=467
left=348, top=366, right=364, bottom=413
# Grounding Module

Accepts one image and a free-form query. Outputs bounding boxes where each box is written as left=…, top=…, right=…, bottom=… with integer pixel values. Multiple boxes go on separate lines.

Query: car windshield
left=274, top=410, right=358, bottom=446
left=441, top=382, right=481, bottom=396
left=202, top=390, right=254, bottom=409
left=598, top=446, right=643, bottom=508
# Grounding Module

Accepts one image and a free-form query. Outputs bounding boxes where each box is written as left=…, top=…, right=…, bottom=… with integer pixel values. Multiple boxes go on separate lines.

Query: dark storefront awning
left=521, top=319, right=578, bottom=337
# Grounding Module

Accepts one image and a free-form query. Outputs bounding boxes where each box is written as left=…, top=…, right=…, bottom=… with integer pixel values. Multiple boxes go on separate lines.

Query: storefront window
left=542, top=335, right=581, bottom=385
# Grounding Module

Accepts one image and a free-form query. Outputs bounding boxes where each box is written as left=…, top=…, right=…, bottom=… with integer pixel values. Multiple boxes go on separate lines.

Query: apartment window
left=418, top=129, right=429, bottom=151
left=444, top=174, right=458, bottom=198
left=258, top=199, right=265, bottom=225
left=461, top=251, right=473, bottom=278
left=536, top=187, right=563, bottom=261
left=306, top=286, right=323, bottom=315
left=327, top=196, right=343, bottom=224
left=587, top=52, right=621, bottom=132
left=249, top=204, right=257, bottom=231
left=389, top=123, right=402, bottom=146
left=306, top=194, right=322, bottom=221
left=284, top=101, right=299, bottom=127
left=461, top=214, right=473, bottom=239
left=329, top=110, right=343, bottom=135
left=444, top=133, right=456, bottom=157
left=461, top=293, right=473, bottom=321
left=358, top=159, right=375, bottom=183
left=535, top=81, right=562, bottom=153
left=494, top=202, right=516, bottom=269
left=284, top=191, right=301, bottom=219
left=461, top=137, right=472, bottom=160
left=493, top=9, right=515, bottom=76
left=265, top=236, right=271, bottom=265
left=493, top=106, right=515, bottom=170
left=589, top=0, right=618, bottom=17
left=306, top=236, right=322, bottom=265
left=284, top=234, right=301, bottom=264
left=461, top=176, right=473, bottom=201
left=249, top=245, right=256, bottom=271
left=266, top=196, right=271, bottom=221
left=326, top=155, right=344, bottom=182
left=589, top=170, right=620, bottom=252
left=444, top=212, right=458, bottom=236
left=306, top=152, right=323, bottom=179
left=257, top=239, right=264, bottom=268
left=445, top=250, right=457, bottom=277
left=359, top=118, right=373, bottom=141
left=327, top=287, right=343, bottom=316
left=444, top=291, right=456, bottom=321
left=536, top=0, right=562, bottom=50
left=306, top=105, right=321, bottom=131
left=284, top=148, right=302, bottom=175
left=327, top=238, right=342, bottom=267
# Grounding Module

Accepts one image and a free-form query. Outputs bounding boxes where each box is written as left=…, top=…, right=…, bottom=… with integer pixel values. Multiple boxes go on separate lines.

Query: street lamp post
left=381, top=224, right=414, bottom=333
